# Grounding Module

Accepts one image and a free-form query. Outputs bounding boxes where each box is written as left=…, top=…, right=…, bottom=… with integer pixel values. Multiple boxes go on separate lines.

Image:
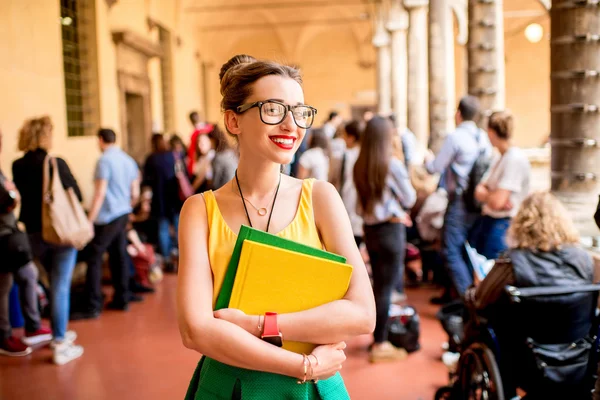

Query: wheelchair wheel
left=456, top=343, right=504, bottom=400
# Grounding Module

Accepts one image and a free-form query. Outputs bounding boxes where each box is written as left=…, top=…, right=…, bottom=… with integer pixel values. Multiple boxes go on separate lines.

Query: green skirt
left=185, top=357, right=350, bottom=400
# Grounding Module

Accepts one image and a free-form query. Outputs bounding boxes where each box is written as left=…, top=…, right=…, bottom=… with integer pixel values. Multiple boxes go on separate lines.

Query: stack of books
left=216, top=225, right=353, bottom=354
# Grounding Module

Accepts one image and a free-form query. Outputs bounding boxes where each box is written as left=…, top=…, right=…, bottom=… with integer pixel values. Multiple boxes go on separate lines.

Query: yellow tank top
left=202, top=178, right=323, bottom=307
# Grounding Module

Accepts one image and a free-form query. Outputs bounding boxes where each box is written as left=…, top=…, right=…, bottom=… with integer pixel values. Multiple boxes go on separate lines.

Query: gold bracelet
left=306, top=354, right=314, bottom=382
left=297, top=354, right=309, bottom=384
left=309, top=354, right=319, bottom=383
left=257, top=315, right=263, bottom=336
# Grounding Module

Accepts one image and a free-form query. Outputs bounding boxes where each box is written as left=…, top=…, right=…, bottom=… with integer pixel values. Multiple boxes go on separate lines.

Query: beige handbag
left=42, top=156, right=93, bottom=250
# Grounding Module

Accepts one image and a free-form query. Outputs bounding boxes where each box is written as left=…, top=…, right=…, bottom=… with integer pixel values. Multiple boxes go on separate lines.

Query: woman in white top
left=474, top=111, right=531, bottom=259
left=339, top=120, right=364, bottom=246
left=297, top=128, right=329, bottom=181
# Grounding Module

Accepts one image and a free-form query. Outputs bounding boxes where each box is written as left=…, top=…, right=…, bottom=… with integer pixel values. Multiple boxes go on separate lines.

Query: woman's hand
left=309, top=342, right=347, bottom=381
left=214, top=308, right=259, bottom=337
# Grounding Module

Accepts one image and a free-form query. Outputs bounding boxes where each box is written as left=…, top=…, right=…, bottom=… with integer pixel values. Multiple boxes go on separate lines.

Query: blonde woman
left=12, top=116, right=84, bottom=365
left=466, top=192, right=594, bottom=399
left=467, top=191, right=592, bottom=311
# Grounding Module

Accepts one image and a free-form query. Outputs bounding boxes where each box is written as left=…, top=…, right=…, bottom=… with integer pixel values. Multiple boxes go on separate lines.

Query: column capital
left=373, top=30, right=391, bottom=48
left=403, top=0, right=429, bottom=9
left=449, top=0, right=468, bottom=45
left=373, top=1, right=391, bottom=47
left=386, top=2, right=409, bottom=32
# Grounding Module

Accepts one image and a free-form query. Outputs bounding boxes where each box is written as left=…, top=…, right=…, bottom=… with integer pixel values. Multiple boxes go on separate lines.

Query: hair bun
left=219, top=54, right=257, bottom=83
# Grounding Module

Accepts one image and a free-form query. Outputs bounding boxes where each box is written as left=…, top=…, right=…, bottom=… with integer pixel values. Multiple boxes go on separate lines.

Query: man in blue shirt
left=73, top=129, right=140, bottom=320
left=425, top=96, right=491, bottom=296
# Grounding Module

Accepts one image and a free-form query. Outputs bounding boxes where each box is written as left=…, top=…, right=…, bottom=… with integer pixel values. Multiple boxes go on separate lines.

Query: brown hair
left=508, top=192, right=580, bottom=252
left=219, top=54, right=303, bottom=113
left=18, top=115, right=53, bottom=152
left=488, top=110, right=514, bottom=140
left=150, top=133, right=167, bottom=153
left=353, top=116, right=394, bottom=215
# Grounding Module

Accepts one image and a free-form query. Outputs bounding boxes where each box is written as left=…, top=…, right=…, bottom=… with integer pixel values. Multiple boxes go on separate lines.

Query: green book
left=215, top=225, right=347, bottom=310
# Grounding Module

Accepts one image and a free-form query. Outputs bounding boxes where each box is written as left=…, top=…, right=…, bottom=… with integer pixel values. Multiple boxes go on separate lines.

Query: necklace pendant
left=257, top=208, right=268, bottom=216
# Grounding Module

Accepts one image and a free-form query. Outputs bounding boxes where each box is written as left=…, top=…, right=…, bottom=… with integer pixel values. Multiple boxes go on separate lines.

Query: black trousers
left=363, top=221, right=406, bottom=343
left=85, top=214, right=130, bottom=310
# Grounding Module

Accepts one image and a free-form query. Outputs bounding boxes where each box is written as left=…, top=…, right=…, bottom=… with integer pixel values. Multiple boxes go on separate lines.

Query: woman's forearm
left=181, top=317, right=304, bottom=379
left=277, top=299, right=373, bottom=344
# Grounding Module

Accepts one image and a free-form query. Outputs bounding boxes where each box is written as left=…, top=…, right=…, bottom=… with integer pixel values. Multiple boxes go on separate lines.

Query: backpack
left=388, top=304, right=421, bottom=353
left=461, top=130, right=491, bottom=213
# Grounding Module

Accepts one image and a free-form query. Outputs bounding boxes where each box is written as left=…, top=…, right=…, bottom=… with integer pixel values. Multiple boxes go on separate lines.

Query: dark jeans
left=85, top=214, right=131, bottom=310
left=364, top=221, right=406, bottom=344
left=0, top=262, right=41, bottom=339
left=474, top=215, right=510, bottom=260
left=442, top=198, right=479, bottom=296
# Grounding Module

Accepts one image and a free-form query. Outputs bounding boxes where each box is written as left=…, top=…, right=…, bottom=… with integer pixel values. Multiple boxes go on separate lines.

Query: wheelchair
left=435, top=284, right=600, bottom=400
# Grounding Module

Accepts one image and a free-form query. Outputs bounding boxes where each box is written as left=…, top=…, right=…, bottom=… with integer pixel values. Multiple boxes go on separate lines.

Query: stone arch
left=291, top=5, right=366, bottom=63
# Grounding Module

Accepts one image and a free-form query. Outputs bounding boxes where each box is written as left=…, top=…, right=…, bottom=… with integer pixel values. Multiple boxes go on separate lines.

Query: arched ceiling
left=179, top=0, right=549, bottom=62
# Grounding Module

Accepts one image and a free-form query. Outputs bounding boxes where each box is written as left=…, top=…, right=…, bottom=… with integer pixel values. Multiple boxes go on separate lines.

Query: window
left=60, top=0, right=99, bottom=136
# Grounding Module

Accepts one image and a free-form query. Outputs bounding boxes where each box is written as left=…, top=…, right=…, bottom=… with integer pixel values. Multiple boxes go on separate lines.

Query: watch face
left=262, top=335, right=283, bottom=348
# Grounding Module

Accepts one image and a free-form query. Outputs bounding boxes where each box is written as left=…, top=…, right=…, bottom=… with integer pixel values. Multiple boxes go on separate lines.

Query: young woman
left=12, top=116, right=83, bottom=365
left=353, top=116, right=416, bottom=363
left=337, top=120, right=364, bottom=247
left=209, top=124, right=239, bottom=190
left=177, top=55, right=375, bottom=399
left=191, top=130, right=216, bottom=194
left=297, top=128, right=330, bottom=181
left=474, top=111, right=531, bottom=260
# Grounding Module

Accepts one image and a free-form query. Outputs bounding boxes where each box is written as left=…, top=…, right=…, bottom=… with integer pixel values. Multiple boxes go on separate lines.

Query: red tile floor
left=0, top=276, right=448, bottom=400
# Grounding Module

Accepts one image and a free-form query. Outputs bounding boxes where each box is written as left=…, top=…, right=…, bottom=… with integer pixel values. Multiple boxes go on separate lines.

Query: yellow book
left=229, top=240, right=353, bottom=354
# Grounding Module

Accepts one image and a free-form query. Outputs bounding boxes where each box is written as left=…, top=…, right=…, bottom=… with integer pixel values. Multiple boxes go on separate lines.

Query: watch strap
left=262, top=312, right=279, bottom=337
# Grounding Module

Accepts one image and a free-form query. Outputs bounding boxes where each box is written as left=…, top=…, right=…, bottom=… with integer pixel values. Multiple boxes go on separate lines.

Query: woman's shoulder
left=312, top=179, right=341, bottom=207
left=180, top=192, right=208, bottom=220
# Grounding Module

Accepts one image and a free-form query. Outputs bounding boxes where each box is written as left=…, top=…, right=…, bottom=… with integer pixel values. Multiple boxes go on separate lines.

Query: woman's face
left=197, top=134, right=212, bottom=156
left=233, top=75, right=307, bottom=165
left=343, top=130, right=356, bottom=148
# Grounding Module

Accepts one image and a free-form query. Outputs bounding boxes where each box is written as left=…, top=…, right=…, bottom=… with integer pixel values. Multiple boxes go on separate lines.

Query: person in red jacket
left=187, top=111, right=214, bottom=176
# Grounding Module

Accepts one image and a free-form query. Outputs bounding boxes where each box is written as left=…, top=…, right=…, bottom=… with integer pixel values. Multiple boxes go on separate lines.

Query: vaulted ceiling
left=178, top=0, right=549, bottom=62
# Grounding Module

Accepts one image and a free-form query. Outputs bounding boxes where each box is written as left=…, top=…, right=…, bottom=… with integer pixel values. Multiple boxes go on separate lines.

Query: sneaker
left=22, top=326, right=53, bottom=346
left=50, top=330, right=78, bottom=349
left=0, top=336, right=32, bottom=357
left=369, top=341, right=408, bottom=363
left=53, top=342, right=84, bottom=365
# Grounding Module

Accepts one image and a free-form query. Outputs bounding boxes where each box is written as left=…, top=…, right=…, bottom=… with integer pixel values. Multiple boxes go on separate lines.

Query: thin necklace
left=232, top=182, right=269, bottom=216
left=234, top=170, right=281, bottom=233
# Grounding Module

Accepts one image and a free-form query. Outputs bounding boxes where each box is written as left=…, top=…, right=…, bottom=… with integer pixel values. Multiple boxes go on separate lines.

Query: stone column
left=467, top=0, right=505, bottom=116
left=428, top=0, right=455, bottom=153
left=405, top=0, right=429, bottom=155
left=387, top=1, right=409, bottom=131
left=550, top=0, right=600, bottom=236
left=373, top=2, right=392, bottom=115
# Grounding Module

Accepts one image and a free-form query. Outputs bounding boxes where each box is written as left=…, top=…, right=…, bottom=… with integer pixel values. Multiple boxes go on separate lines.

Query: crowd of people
left=1, top=53, right=597, bottom=399
left=0, top=109, right=238, bottom=365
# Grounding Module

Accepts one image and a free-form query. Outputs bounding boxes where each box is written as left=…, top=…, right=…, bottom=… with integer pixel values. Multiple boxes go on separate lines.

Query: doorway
left=125, top=93, right=147, bottom=164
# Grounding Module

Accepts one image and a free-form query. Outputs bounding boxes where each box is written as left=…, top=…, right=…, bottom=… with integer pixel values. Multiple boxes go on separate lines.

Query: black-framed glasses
left=236, top=100, right=317, bottom=129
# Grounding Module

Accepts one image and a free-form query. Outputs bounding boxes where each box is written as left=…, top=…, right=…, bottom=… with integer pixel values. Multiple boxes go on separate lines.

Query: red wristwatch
left=261, top=312, right=283, bottom=347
